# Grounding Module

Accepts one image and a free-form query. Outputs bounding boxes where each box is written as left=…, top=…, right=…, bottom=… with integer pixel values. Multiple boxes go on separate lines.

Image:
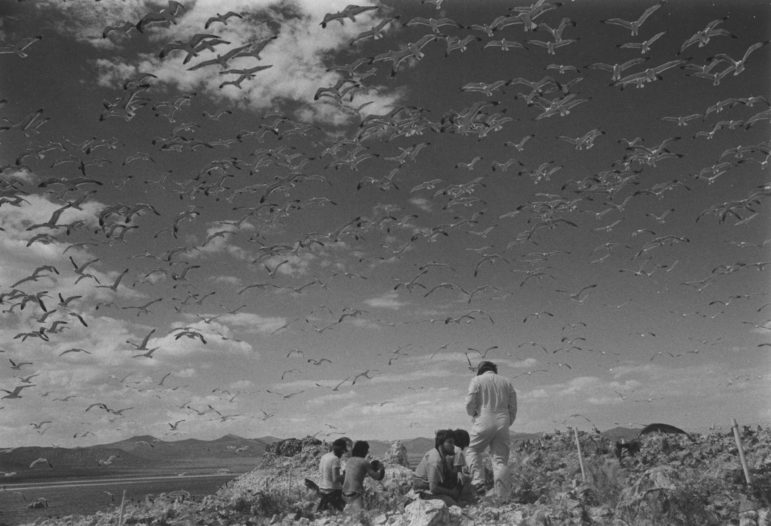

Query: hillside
left=18, top=426, right=770, bottom=526
left=0, top=434, right=277, bottom=481
left=1, top=430, right=639, bottom=476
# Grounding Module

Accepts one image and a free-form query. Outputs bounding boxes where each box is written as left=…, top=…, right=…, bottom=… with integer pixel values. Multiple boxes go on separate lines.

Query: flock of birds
left=0, top=0, right=770, bottom=455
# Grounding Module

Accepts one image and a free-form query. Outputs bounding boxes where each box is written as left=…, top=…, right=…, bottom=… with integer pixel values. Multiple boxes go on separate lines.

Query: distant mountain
left=255, top=435, right=282, bottom=444
left=0, top=434, right=273, bottom=479
left=0, top=444, right=152, bottom=474
left=1, top=429, right=647, bottom=479
left=101, top=434, right=272, bottom=460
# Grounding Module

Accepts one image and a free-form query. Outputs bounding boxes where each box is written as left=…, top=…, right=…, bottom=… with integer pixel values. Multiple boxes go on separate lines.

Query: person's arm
left=333, top=465, right=343, bottom=485
left=508, top=384, right=518, bottom=426
left=465, top=378, right=480, bottom=417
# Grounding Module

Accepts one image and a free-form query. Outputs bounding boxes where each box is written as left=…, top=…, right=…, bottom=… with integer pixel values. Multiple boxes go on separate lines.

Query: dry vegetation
left=25, top=427, right=771, bottom=525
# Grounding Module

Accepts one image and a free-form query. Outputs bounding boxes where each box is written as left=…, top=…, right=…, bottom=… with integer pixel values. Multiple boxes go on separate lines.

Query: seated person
left=412, top=429, right=464, bottom=506
left=342, top=440, right=385, bottom=511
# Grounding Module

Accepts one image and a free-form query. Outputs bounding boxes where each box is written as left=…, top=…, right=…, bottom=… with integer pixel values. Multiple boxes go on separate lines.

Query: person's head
left=351, top=440, right=369, bottom=458
left=434, top=429, right=455, bottom=455
left=331, top=437, right=349, bottom=457
left=453, top=428, right=470, bottom=450
left=477, top=360, right=497, bottom=375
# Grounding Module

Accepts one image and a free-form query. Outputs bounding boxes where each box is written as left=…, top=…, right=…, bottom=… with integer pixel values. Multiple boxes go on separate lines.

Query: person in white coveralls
left=464, top=360, right=517, bottom=499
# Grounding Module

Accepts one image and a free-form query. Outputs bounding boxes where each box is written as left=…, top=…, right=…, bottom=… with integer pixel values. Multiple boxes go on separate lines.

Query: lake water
left=0, top=472, right=241, bottom=525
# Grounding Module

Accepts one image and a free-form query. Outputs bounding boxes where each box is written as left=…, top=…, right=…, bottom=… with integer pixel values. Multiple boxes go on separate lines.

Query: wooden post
left=732, top=418, right=752, bottom=487
left=118, top=489, right=127, bottom=526
left=573, top=427, right=586, bottom=483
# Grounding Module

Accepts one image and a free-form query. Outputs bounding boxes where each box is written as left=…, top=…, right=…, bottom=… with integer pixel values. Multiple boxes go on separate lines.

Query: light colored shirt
left=465, top=371, right=517, bottom=426
left=414, top=448, right=452, bottom=491
left=319, top=451, right=342, bottom=491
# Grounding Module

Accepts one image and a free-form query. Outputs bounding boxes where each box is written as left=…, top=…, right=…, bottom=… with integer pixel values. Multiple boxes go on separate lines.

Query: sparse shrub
left=584, top=457, right=625, bottom=507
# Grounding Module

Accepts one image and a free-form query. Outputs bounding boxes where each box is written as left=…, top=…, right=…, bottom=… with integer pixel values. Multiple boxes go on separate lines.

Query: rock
left=384, top=440, right=409, bottom=467
left=401, top=498, right=448, bottom=526
left=26, top=497, right=48, bottom=509
left=266, top=436, right=323, bottom=457
left=380, top=464, right=415, bottom=495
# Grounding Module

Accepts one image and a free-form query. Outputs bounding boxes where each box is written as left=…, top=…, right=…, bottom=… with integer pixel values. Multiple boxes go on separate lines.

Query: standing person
left=412, top=429, right=463, bottom=506
left=464, top=360, right=517, bottom=500
left=342, top=440, right=385, bottom=511
left=316, top=438, right=348, bottom=512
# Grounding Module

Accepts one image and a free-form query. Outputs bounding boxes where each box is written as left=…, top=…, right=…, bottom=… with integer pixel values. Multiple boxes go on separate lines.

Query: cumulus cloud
left=56, top=0, right=404, bottom=125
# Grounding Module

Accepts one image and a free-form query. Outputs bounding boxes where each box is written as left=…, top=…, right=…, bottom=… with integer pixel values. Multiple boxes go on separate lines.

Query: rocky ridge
left=23, top=426, right=771, bottom=525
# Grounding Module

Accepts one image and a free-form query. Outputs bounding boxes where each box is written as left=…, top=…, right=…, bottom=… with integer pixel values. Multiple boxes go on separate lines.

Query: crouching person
left=342, top=440, right=385, bottom=511
left=412, top=429, right=471, bottom=507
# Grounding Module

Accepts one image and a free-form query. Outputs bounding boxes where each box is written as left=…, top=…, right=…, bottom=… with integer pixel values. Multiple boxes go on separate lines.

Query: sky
left=0, top=0, right=769, bottom=449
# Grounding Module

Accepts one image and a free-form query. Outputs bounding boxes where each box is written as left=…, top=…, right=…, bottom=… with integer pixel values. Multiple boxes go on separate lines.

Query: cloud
left=307, top=390, right=357, bottom=407
left=67, top=0, right=404, bottom=125
left=216, top=311, right=289, bottom=333
left=261, top=252, right=316, bottom=277
left=409, top=197, right=433, bottom=212
left=364, top=291, right=407, bottom=309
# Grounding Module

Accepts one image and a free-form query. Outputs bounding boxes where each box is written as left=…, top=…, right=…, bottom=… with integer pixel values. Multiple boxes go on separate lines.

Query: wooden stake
left=573, top=427, right=586, bottom=483
left=732, top=418, right=752, bottom=487
left=118, top=489, right=127, bottom=526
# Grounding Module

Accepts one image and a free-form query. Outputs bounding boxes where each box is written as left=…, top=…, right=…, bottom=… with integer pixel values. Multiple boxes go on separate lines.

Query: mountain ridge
left=1, top=428, right=643, bottom=476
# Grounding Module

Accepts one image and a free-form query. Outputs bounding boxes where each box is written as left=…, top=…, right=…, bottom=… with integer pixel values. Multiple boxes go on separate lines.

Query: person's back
left=464, top=361, right=517, bottom=500
left=342, top=441, right=384, bottom=511
left=319, top=451, right=342, bottom=491
left=316, top=438, right=348, bottom=512
left=466, top=369, right=517, bottom=428
left=342, top=457, right=384, bottom=493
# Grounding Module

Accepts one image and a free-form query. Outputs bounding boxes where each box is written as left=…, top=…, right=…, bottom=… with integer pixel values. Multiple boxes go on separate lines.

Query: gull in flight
left=29, top=457, right=53, bottom=469
left=320, top=5, right=379, bottom=28
left=601, top=3, right=663, bottom=36
left=617, top=31, right=666, bottom=55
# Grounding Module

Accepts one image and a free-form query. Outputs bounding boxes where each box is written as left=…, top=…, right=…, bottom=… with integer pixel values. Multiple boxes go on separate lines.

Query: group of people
left=314, top=360, right=517, bottom=511
left=414, top=360, right=518, bottom=506
left=316, top=437, right=386, bottom=512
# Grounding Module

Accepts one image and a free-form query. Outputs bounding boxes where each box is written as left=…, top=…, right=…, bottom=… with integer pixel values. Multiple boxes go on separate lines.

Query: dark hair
left=332, top=438, right=348, bottom=452
left=477, top=360, right=497, bottom=375
left=453, top=429, right=470, bottom=449
left=434, top=429, right=454, bottom=449
left=351, top=440, right=369, bottom=457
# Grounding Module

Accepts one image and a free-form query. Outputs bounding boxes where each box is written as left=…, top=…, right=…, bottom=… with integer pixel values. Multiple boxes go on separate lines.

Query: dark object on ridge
left=615, top=422, right=697, bottom=460
left=638, top=422, right=695, bottom=441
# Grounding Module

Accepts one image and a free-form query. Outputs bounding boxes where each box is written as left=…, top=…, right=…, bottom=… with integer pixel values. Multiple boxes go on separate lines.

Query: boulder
left=266, top=436, right=323, bottom=457
left=400, top=498, right=449, bottom=526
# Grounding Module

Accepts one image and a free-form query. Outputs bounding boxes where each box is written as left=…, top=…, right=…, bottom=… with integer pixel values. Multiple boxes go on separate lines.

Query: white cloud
left=364, top=291, right=407, bottom=309
left=216, top=312, right=289, bottom=333
left=409, top=197, right=433, bottom=212
left=49, top=0, right=403, bottom=125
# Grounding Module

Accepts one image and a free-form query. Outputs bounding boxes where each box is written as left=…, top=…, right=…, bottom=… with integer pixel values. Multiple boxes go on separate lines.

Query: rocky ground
left=25, top=427, right=771, bottom=525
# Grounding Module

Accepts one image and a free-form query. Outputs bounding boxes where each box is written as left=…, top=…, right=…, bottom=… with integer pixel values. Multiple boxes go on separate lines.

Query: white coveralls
left=464, top=370, right=517, bottom=498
